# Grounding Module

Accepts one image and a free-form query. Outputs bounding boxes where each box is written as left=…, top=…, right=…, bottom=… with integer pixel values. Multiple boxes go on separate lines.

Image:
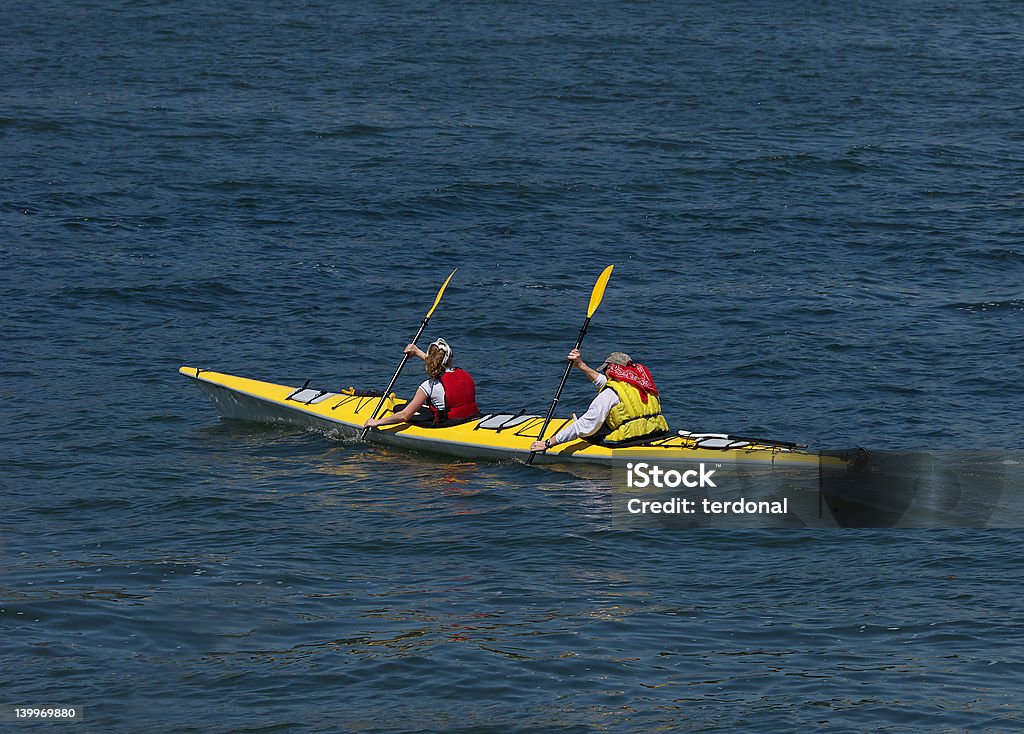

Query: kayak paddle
left=527, top=264, right=614, bottom=465
left=358, top=268, right=457, bottom=440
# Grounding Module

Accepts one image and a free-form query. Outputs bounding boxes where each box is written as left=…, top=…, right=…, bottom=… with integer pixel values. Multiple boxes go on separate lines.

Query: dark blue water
left=3, top=1, right=1023, bottom=730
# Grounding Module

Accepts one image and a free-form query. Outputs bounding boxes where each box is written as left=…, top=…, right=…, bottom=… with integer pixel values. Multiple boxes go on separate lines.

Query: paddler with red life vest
left=363, top=338, right=481, bottom=429
left=529, top=349, right=669, bottom=452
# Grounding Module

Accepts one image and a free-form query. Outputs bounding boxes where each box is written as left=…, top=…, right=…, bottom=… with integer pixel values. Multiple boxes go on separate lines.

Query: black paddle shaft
left=526, top=317, right=591, bottom=465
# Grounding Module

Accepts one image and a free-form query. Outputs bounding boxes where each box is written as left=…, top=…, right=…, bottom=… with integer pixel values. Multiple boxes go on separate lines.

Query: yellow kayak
left=179, top=366, right=855, bottom=471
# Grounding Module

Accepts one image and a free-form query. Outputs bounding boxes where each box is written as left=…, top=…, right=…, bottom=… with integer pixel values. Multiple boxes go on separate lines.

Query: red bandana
left=606, top=362, right=659, bottom=403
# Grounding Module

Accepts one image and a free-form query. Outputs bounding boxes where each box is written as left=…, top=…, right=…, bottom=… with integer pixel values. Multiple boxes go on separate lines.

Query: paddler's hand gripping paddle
left=527, top=264, right=614, bottom=465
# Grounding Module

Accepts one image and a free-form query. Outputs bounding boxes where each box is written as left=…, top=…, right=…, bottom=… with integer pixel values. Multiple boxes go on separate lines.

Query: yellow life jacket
left=603, top=379, right=670, bottom=444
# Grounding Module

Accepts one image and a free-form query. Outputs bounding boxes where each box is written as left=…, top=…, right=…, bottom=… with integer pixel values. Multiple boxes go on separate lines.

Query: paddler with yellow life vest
left=529, top=349, right=669, bottom=452
left=363, top=338, right=481, bottom=429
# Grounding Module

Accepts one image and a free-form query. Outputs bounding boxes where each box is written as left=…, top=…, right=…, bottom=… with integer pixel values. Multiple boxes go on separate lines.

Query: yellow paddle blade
left=586, top=264, right=614, bottom=318
left=425, top=269, right=457, bottom=319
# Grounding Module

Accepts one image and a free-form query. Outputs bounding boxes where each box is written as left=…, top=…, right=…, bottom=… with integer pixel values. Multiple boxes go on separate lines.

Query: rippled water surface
left=3, top=0, right=1023, bottom=731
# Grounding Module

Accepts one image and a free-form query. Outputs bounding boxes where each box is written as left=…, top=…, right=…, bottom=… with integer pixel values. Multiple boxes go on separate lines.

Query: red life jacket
left=428, top=368, right=480, bottom=423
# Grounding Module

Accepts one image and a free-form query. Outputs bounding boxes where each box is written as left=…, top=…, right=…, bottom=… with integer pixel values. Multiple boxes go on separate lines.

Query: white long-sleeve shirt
left=552, top=373, right=619, bottom=444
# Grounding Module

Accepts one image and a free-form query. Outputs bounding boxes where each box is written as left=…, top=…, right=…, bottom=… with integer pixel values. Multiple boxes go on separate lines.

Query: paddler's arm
left=529, top=389, right=619, bottom=452
left=364, top=387, right=428, bottom=428
left=567, top=349, right=601, bottom=383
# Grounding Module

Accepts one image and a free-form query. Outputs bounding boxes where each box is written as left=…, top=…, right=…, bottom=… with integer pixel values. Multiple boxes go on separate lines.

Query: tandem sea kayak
left=179, top=366, right=859, bottom=471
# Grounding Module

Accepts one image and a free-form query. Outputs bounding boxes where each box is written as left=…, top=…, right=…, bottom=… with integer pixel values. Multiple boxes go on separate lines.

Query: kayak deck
left=179, top=366, right=849, bottom=469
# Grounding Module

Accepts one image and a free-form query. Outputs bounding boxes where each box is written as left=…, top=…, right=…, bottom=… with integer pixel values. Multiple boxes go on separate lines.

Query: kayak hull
left=180, top=366, right=851, bottom=471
